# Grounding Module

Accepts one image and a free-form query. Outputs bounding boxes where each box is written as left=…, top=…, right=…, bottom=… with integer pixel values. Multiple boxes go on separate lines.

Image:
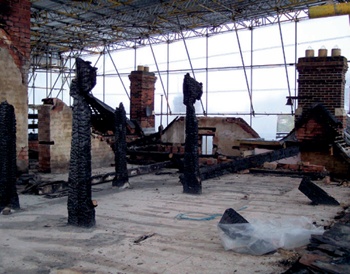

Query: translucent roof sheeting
left=30, top=0, right=331, bottom=56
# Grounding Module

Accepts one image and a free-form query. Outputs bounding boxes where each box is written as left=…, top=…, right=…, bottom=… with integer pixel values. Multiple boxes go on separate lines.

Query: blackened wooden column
left=67, top=58, right=97, bottom=228
left=0, top=101, right=20, bottom=212
left=180, top=73, right=203, bottom=194
left=113, top=102, right=129, bottom=188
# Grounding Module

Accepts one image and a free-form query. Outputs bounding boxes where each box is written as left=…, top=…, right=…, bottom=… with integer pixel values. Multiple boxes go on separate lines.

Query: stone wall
left=0, top=0, right=31, bottom=172
left=38, top=99, right=114, bottom=173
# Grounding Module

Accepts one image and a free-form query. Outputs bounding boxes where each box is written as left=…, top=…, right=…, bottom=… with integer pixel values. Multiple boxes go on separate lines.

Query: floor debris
left=284, top=207, right=350, bottom=273
left=134, top=233, right=156, bottom=244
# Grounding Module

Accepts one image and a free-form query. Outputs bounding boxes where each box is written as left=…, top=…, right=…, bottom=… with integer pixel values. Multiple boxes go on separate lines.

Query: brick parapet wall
left=129, top=69, right=157, bottom=129
left=38, top=99, right=114, bottom=173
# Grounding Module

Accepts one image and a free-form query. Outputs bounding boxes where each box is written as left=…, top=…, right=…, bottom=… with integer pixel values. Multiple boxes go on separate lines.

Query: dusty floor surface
left=1, top=170, right=349, bottom=274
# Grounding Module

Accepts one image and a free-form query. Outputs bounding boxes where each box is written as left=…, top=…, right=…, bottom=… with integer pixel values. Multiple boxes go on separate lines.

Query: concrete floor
left=1, top=169, right=349, bottom=274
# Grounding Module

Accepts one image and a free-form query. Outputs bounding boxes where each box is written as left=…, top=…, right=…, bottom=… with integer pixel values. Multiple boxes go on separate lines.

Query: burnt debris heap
left=113, top=102, right=129, bottom=188
left=0, top=101, right=20, bottom=213
left=180, top=73, right=203, bottom=194
left=67, top=58, right=97, bottom=228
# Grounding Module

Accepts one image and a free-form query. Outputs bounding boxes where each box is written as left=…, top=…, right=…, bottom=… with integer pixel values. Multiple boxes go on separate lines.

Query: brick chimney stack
left=129, top=66, right=157, bottom=133
left=296, top=47, right=348, bottom=129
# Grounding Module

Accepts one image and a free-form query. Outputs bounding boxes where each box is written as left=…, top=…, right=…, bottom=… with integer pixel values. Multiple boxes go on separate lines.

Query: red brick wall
left=38, top=103, right=52, bottom=172
left=301, top=150, right=350, bottom=178
left=0, top=0, right=31, bottom=79
left=296, top=55, right=348, bottom=128
left=295, top=118, right=327, bottom=142
left=129, top=67, right=157, bottom=130
left=0, top=0, right=31, bottom=172
left=295, top=52, right=350, bottom=177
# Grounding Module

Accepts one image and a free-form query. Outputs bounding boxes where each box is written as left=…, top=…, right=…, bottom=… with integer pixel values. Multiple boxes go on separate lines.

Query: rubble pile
left=284, top=207, right=350, bottom=273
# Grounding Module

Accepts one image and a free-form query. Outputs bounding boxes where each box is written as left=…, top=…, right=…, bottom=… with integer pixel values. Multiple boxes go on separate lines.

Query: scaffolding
left=28, top=0, right=350, bottom=139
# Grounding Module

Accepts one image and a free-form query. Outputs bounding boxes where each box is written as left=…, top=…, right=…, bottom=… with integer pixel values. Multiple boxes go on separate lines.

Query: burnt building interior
left=1, top=1, right=350, bottom=273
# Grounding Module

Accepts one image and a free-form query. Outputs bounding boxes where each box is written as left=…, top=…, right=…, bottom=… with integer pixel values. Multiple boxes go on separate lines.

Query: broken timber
left=22, top=161, right=173, bottom=197
left=219, top=208, right=249, bottom=224
left=298, top=177, right=340, bottom=205
left=284, top=210, right=350, bottom=273
left=249, top=168, right=328, bottom=180
left=199, top=146, right=299, bottom=180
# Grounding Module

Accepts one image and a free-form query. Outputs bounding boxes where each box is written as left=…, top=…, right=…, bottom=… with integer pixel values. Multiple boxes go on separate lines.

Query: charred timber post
left=180, top=73, right=203, bottom=194
left=113, top=102, right=129, bottom=187
left=0, top=101, right=20, bottom=212
left=67, top=58, right=97, bottom=228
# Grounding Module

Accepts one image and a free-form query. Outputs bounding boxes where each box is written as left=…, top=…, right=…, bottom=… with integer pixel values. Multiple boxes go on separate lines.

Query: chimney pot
left=318, top=48, right=328, bottom=57
left=305, top=49, right=314, bottom=57
left=331, top=48, right=341, bottom=57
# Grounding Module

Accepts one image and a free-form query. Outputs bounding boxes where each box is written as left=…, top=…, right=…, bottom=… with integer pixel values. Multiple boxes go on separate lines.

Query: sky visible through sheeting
left=29, top=15, right=350, bottom=140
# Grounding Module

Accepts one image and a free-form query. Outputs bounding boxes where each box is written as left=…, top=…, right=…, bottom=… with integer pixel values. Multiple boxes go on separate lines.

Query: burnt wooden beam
left=0, top=101, right=20, bottom=212
left=249, top=168, right=328, bottom=180
left=219, top=208, right=249, bottom=224
left=180, top=73, right=203, bottom=195
left=218, top=208, right=250, bottom=241
left=113, top=103, right=129, bottom=188
left=67, top=58, right=97, bottom=228
left=127, top=150, right=178, bottom=163
left=24, top=161, right=174, bottom=197
left=199, top=146, right=299, bottom=181
left=298, top=177, right=340, bottom=205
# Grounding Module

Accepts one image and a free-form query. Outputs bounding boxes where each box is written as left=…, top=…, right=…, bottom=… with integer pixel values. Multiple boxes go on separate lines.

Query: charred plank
left=298, top=177, right=340, bottom=205
left=219, top=208, right=249, bottom=224
left=199, top=146, right=299, bottom=180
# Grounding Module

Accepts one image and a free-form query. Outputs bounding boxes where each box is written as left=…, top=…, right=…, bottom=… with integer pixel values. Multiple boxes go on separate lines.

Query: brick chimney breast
left=296, top=48, right=348, bottom=129
left=129, top=67, right=157, bottom=134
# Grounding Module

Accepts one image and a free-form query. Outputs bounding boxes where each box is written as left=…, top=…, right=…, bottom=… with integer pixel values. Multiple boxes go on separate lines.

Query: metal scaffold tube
left=177, top=16, right=206, bottom=116
left=250, top=26, right=254, bottom=126
left=166, top=41, right=170, bottom=125
left=106, top=49, right=130, bottom=100
left=234, top=21, right=255, bottom=120
left=278, top=14, right=293, bottom=115
left=148, top=38, right=172, bottom=116
left=205, top=29, right=209, bottom=116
